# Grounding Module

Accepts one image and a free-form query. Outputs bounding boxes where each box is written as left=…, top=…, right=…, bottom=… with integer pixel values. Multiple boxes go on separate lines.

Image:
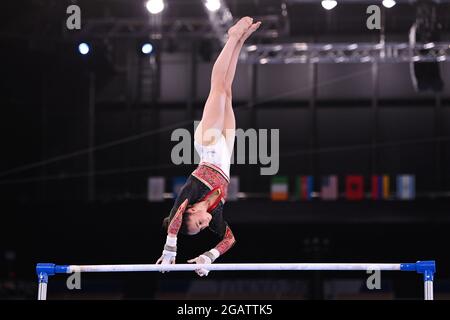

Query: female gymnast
left=156, top=17, right=261, bottom=277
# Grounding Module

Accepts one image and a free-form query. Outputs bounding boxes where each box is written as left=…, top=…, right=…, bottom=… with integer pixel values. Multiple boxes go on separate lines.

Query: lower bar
left=66, top=263, right=401, bottom=273
left=36, top=261, right=435, bottom=300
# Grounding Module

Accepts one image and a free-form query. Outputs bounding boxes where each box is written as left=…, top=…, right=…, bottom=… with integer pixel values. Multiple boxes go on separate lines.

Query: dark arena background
left=1, top=0, right=450, bottom=301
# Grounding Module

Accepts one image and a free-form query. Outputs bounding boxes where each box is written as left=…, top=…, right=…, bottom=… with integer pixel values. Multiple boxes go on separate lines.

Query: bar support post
left=37, top=273, right=48, bottom=300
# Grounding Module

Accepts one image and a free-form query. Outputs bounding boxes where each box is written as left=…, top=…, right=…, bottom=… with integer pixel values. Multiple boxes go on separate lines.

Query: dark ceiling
left=2, top=0, right=450, bottom=42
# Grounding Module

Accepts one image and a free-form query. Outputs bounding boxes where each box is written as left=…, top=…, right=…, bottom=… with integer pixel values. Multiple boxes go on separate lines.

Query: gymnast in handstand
left=156, top=17, right=261, bottom=276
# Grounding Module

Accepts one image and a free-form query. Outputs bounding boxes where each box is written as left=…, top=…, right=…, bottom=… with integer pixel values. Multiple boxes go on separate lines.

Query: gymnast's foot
left=240, top=21, right=261, bottom=43
left=228, top=17, right=253, bottom=39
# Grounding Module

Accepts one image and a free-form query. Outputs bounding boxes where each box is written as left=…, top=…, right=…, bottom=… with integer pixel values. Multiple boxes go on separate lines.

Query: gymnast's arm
left=167, top=199, right=188, bottom=237
left=156, top=199, right=188, bottom=266
left=187, top=225, right=236, bottom=276
left=213, top=225, right=236, bottom=256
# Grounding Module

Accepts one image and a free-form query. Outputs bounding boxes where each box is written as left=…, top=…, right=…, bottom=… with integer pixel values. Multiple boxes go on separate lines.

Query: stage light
left=382, top=0, right=396, bottom=9
left=204, top=0, right=221, bottom=12
left=273, top=45, right=283, bottom=52
left=294, top=43, right=308, bottom=50
left=78, top=43, right=90, bottom=55
left=321, top=0, right=337, bottom=10
left=141, top=43, right=153, bottom=54
left=145, top=0, right=164, bottom=14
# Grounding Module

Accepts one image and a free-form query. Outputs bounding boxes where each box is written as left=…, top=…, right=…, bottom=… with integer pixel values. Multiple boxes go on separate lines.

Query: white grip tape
left=166, top=236, right=177, bottom=247
left=199, top=255, right=212, bottom=264
left=162, top=250, right=177, bottom=257
left=209, top=249, right=220, bottom=260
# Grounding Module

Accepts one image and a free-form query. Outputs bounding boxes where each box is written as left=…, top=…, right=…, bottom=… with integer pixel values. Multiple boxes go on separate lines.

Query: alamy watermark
left=66, top=271, right=81, bottom=290
left=366, top=267, right=381, bottom=290
left=66, top=5, right=81, bottom=30
left=171, top=121, right=279, bottom=176
left=65, top=268, right=381, bottom=293
left=366, top=5, right=381, bottom=30
left=65, top=4, right=381, bottom=37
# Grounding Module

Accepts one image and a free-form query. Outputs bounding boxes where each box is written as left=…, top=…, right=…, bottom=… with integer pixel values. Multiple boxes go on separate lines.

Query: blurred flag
left=227, top=176, right=240, bottom=201
left=320, top=175, right=338, bottom=200
left=396, top=174, right=415, bottom=200
left=372, top=175, right=391, bottom=200
left=271, top=176, right=289, bottom=201
left=147, top=176, right=165, bottom=202
left=371, top=175, right=381, bottom=200
left=382, top=175, right=390, bottom=200
left=295, top=176, right=313, bottom=201
left=345, top=175, right=364, bottom=200
left=172, top=176, right=187, bottom=198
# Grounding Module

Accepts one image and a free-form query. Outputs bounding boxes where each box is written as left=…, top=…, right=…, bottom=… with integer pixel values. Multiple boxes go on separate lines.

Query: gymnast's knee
left=224, top=87, right=232, bottom=98
left=210, top=80, right=228, bottom=96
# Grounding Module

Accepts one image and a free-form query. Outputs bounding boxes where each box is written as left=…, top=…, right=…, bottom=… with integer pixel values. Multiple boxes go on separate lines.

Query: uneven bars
left=36, top=261, right=436, bottom=300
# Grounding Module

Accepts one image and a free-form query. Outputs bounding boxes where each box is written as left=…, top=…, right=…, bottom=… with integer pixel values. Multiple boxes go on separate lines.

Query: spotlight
left=204, top=0, right=221, bottom=12
left=78, top=42, right=90, bottom=55
left=273, top=45, right=283, bottom=52
left=382, top=0, right=396, bottom=9
left=141, top=43, right=153, bottom=54
left=321, top=0, right=337, bottom=10
left=294, top=43, right=308, bottom=50
left=145, top=0, right=165, bottom=15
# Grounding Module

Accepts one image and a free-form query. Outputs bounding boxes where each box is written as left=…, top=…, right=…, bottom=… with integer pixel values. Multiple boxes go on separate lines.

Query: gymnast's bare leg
left=194, top=17, right=260, bottom=148
left=222, top=21, right=261, bottom=151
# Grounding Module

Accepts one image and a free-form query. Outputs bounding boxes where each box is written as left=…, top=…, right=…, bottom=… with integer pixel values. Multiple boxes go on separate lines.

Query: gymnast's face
left=185, top=201, right=212, bottom=235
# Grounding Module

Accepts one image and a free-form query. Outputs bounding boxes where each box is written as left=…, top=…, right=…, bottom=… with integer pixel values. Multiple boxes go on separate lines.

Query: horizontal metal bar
left=65, top=263, right=402, bottom=273
left=244, top=42, right=450, bottom=64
